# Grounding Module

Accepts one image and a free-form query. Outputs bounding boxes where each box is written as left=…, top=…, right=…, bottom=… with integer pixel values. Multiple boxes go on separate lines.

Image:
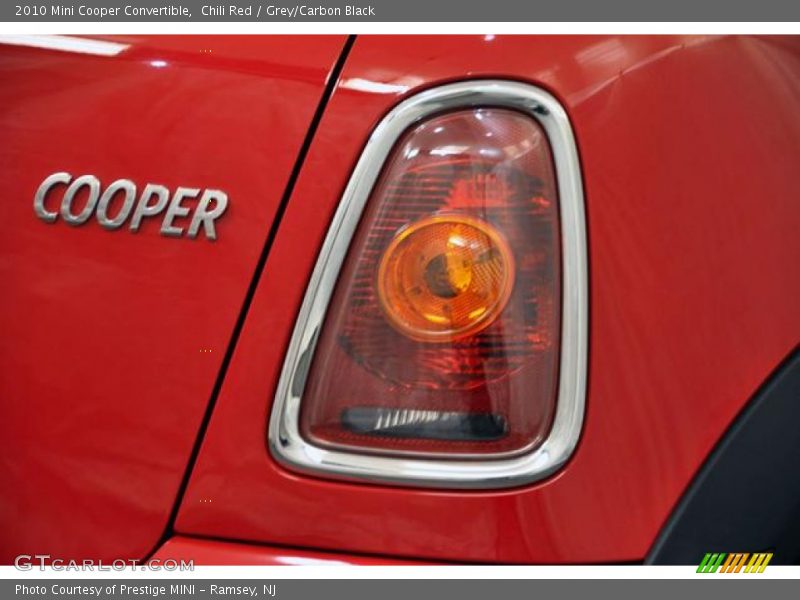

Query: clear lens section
left=300, top=108, right=561, bottom=457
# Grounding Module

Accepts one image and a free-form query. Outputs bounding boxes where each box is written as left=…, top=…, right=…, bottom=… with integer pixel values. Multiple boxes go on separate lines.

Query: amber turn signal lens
left=377, top=214, right=515, bottom=342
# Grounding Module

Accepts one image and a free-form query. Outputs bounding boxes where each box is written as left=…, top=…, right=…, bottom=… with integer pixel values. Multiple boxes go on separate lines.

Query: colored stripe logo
left=697, top=552, right=773, bottom=573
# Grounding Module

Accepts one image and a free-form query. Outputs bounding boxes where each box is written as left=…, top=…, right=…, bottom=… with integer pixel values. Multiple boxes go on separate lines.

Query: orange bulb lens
left=300, top=108, right=561, bottom=457
left=377, top=214, right=515, bottom=342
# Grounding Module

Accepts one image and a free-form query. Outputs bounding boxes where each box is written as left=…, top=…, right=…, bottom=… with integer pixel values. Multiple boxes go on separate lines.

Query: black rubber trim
left=646, top=346, right=800, bottom=565
left=144, top=35, right=357, bottom=561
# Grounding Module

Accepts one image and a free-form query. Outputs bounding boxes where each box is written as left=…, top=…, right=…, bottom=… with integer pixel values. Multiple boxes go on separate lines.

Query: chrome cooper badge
left=33, top=172, right=229, bottom=241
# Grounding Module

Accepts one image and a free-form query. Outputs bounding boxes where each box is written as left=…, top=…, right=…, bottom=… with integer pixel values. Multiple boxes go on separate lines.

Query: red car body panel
left=2, top=34, right=799, bottom=564
left=150, top=536, right=420, bottom=565
left=174, top=35, right=800, bottom=563
left=0, top=34, right=347, bottom=562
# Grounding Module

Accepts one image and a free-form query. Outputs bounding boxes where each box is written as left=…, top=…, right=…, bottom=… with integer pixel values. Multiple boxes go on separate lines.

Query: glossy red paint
left=0, top=35, right=347, bottom=562
left=176, top=36, right=800, bottom=562
left=151, top=536, right=420, bottom=565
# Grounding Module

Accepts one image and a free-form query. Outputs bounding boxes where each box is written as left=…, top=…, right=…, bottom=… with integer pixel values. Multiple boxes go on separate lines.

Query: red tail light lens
left=300, top=107, right=561, bottom=457
left=270, top=81, right=587, bottom=488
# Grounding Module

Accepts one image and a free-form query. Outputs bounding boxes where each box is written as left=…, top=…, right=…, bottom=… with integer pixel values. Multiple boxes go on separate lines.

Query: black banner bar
left=5, top=579, right=798, bottom=600
left=3, top=0, right=800, bottom=22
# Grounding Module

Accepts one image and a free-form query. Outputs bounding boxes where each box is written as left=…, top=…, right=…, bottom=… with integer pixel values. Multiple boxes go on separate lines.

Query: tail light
left=270, top=80, right=587, bottom=488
